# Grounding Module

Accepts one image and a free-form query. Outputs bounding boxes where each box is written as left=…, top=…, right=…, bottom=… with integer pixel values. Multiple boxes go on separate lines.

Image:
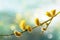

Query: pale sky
left=0, top=0, right=59, bottom=12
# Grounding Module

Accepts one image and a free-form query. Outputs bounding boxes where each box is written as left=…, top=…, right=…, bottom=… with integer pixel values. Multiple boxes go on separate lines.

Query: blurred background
left=0, top=0, right=60, bottom=40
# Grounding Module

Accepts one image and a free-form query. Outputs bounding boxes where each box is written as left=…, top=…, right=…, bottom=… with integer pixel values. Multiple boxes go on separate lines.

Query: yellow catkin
left=14, top=31, right=22, bottom=37
left=51, top=9, right=56, bottom=16
left=34, top=18, right=40, bottom=26
left=41, top=28, right=46, bottom=31
left=19, top=20, right=26, bottom=31
left=46, top=12, right=52, bottom=17
left=26, top=25, right=32, bottom=33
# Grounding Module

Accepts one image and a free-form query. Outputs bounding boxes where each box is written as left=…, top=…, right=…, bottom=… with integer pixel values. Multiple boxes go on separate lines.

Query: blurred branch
left=0, top=11, right=60, bottom=36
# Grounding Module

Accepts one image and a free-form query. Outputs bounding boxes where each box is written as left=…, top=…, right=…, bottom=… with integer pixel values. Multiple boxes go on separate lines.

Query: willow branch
left=0, top=11, right=60, bottom=36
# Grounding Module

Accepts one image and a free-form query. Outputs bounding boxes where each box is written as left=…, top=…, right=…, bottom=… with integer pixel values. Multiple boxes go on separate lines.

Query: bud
left=34, top=18, right=40, bottom=26
left=14, top=31, right=22, bottom=37
left=19, top=20, right=26, bottom=31
left=51, top=9, right=56, bottom=16
left=26, top=25, right=32, bottom=33
left=41, top=28, right=46, bottom=31
left=46, top=12, right=52, bottom=17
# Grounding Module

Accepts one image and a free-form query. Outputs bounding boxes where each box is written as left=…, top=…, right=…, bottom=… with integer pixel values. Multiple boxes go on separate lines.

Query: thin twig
left=0, top=11, right=60, bottom=36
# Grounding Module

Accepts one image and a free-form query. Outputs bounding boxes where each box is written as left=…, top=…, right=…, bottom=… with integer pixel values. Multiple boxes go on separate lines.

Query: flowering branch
left=0, top=10, right=60, bottom=37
